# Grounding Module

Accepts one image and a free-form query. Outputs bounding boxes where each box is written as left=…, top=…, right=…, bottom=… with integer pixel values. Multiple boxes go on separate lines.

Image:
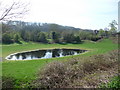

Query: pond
left=6, top=49, right=87, bottom=60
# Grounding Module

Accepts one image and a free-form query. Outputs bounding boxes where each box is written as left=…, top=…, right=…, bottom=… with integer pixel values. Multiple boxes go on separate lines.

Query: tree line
left=2, top=20, right=118, bottom=44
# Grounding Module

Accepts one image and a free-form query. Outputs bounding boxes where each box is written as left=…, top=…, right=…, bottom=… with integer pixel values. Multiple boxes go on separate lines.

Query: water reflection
left=6, top=49, right=87, bottom=60
left=52, top=49, right=60, bottom=57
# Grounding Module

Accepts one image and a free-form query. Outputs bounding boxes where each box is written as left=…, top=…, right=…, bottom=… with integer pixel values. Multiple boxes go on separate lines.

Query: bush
left=32, top=61, right=68, bottom=88
left=2, top=33, right=14, bottom=44
left=63, top=34, right=81, bottom=43
left=32, top=50, right=118, bottom=88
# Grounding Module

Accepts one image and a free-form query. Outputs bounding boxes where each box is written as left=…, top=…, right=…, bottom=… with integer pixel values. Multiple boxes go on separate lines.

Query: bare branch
left=0, top=0, right=29, bottom=21
left=0, top=2, right=15, bottom=20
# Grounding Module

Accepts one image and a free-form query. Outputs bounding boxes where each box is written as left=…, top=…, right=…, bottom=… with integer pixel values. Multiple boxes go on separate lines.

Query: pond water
left=6, top=49, right=87, bottom=60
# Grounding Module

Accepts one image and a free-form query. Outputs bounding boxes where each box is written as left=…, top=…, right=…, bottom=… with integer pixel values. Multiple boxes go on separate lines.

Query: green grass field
left=2, top=39, right=118, bottom=87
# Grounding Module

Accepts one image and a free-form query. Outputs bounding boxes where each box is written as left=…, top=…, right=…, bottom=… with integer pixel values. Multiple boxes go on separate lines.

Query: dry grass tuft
left=2, top=76, right=15, bottom=88
left=31, top=50, right=118, bottom=88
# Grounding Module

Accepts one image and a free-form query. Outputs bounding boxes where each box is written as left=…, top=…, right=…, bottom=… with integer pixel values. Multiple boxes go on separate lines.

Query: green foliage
left=37, top=32, right=48, bottom=43
left=63, top=33, right=81, bottom=43
left=2, top=23, right=12, bottom=33
left=100, top=76, right=120, bottom=88
left=98, top=29, right=105, bottom=37
left=14, top=34, right=20, bottom=43
left=79, top=31, right=89, bottom=40
left=109, top=20, right=118, bottom=36
left=2, top=33, right=13, bottom=44
left=63, top=33, right=74, bottom=43
left=79, top=31, right=99, bottom=41
left=109, top=20, right=117, bottom=31
left=2, top=21, right=103, bottom=45
left=90, top=35, right=101, bottom=41
left=74, top=36, right=81, bottom=43
left=2, top=20, right=119, bottom=45
left=52, top=32, right=59, bottom=43
left=20, top=30, right=26, bottom=41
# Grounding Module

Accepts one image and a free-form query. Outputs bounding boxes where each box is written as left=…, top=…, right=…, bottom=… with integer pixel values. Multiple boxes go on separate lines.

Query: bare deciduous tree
left=0, top=0, right=29, bottom=21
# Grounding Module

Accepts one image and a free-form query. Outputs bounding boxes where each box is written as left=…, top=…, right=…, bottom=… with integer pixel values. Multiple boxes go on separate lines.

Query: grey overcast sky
left=2, top=0, right=119, bottom=30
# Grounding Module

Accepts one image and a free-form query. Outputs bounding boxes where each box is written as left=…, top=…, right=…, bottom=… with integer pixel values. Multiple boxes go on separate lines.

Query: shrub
left=32, top=60, right=85, bottom=88
left=32, top=50, right=118, bottom=88
left=2, top=33, right=14, bottom=44
left=32, top=61, right=68, bottom=88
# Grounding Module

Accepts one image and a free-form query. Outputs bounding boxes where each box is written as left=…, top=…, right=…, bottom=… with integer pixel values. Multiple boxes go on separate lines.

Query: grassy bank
left=2, top=39, right=117, bottom=59
left=2, top=39, right=118, bottom=88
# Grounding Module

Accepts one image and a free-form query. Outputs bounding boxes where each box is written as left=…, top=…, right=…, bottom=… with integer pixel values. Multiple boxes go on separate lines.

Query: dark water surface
left=6, top=49, right=87, bottom=60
